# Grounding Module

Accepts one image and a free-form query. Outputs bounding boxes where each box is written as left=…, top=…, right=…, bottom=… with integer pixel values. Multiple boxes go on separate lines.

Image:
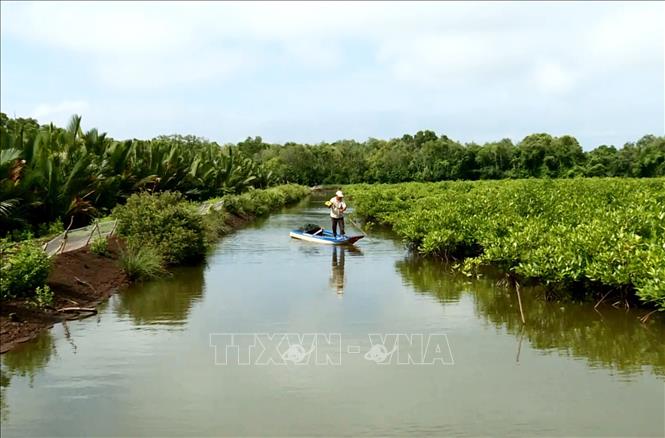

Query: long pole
left=346, top=214, right=366, bottom=236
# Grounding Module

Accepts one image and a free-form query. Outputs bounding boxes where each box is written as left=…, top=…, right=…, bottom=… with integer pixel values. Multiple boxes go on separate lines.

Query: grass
left=118, top=244, right=166, bottom=280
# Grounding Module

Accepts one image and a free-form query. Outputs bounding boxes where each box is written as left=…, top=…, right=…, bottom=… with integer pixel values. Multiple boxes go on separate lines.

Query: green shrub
left=219, top=185, right=309, bottom=217
left=89, top=236, right=109, bottom=256
left=8, top=229, right=34, bottom=242
left=119, top=244, right=165, bottom=280
left=201, top=185, right=309, bottom=244
left=113, top=192, right=205, bottom=264
left=37, top=220, right=64, bottom=238
left=202, top=210, right=230, bottom=243
left=32, top=285, right=54, bottom=308
left=0, top=240, right=51, bottom=300
left=220, top=194, right=250, bottom=216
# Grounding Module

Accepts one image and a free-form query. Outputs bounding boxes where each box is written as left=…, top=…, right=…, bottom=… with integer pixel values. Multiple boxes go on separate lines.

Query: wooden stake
left=85, top=222, right=97, bottom=246
left=515, top=280, right=526, bottom=325
left=59, top=216, right=75, bottom=254
left=109, top=220, right=118, bottom=237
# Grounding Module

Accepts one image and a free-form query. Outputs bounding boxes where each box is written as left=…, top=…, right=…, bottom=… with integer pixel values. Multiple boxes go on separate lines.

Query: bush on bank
left=113, top=191, right=206, bottom=265
left=219, top=184, right=310, bottom=217
left=346, top=178, right=665, bottom=310
left=0, top=240, right=51, bottom=300
left=113, top=185, right=310, bottom=266
left=202, top=184, right=310, bottom=241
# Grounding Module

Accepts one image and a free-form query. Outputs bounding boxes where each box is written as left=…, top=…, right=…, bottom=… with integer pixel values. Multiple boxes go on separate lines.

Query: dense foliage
left=240, top=131, right=665, bottom=185
left=201, top=184, right=310, bottom=242
left=0, top=240, right=51, bottom=299
left=112, top=191, right=206, bottom=265
left=217, top=184, right=311, bottom=217
left=2, top=113, right=663, bottom=236
left=347, top=179, right=665, bottom=310
left=0, top=113, right=274, bottom=235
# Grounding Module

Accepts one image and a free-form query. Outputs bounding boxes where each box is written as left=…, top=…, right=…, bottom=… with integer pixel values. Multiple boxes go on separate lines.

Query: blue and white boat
left=289, top=229, right=364, bottom=246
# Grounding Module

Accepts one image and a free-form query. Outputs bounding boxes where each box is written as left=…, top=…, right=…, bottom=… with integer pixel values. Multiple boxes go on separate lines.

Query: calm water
left=2, top=197, right=664, bottom=437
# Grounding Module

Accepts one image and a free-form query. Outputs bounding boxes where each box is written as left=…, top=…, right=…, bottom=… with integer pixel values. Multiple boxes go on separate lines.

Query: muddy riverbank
left=1, top=237, right=128, bottom=353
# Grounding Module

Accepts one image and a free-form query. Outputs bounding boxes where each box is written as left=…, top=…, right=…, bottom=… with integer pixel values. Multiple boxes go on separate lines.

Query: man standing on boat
left=327, top=190, right=347, bottom=238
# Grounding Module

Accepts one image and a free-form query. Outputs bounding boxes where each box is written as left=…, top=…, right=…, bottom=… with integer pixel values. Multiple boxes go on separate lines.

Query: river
left=1, top=195, right=664, bottom=436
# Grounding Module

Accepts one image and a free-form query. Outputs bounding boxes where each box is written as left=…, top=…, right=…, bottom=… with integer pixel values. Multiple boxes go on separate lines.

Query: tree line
left=240, top=130, right=664, bottom=185
left=0, top=113, right=272, bottom=234
left=1, top=112, right=663, bottom=234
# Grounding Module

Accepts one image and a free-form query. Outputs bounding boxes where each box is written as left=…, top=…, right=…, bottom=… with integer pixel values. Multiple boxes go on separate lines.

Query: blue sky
left=1, top=1, right=663, bottom=149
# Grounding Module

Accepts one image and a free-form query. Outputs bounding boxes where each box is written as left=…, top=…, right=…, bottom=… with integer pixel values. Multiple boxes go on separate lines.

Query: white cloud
left=282, top=40, right=343, bottom=70
left=1, top=1, right=662, bottom=147
left=95, top=48, right=252, bottom=90
left=585, top=3, right=664, bottom=64
left=3, top=1, right=661, bottom=90
left=531, top=61, right=577, bottom=95
left=32, top=100, right=90, bottom=125
left=1, top=2, right=194, bottom=55
left=377, top=32, right=522, bottom=87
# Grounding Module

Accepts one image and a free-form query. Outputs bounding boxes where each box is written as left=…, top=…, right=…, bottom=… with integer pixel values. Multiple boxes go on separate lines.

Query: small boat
left=289, top=229, right=364, bottom=246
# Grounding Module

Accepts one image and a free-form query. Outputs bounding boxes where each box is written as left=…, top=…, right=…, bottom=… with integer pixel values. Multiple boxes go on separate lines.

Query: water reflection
left=1, top=332, right=55, bottom=383
left=113, top=264, right=205, bottom=326
left=0, top=332, right=56, bottom=423
left=329, top=246, right=363, bottom=295
left=0, top=368, right=9, bottom=423
left=297, top=244, right=323, bottom=257
left=396, top=255, right=465, bottom=303
left=330, top=247, right=345, bottom=294
left=397, top=255, right=665, bottom=377
left=1, top=199, right=664, bottom=436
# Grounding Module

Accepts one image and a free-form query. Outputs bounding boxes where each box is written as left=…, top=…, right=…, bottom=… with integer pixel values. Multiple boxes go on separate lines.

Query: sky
left=1, top=1, right=663, bottom=149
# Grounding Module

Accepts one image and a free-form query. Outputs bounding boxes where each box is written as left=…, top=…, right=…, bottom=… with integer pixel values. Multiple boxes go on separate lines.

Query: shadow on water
left=113, top=264, right=206, bottom=326
left=397, top=255, right=665, bottom=377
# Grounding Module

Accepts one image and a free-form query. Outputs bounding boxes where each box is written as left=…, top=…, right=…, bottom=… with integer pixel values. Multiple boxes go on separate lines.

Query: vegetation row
left=346, top=179, right=665, bottom=310
left=2, top=113, right=664, bottom=238
left=0, top=185, right=310, bottom=302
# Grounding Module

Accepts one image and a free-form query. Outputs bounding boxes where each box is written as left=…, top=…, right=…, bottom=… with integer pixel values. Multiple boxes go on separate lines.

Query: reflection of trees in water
left=396, top=255, right=665, bottom=376
left=396, top=256, right=466, bottom=303
left=0, top=368, right=9, bottom=423
left=1, top=332, right=56, bottom=422
left=114, top=264, right=205, bottom=326
left=475, top=286, right=665, bottom=376
left=1, top=332, right=55, bottom=382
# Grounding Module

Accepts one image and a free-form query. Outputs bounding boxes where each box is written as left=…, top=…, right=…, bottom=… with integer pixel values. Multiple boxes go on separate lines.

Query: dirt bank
left=1, top=237, right=128, bottom=353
